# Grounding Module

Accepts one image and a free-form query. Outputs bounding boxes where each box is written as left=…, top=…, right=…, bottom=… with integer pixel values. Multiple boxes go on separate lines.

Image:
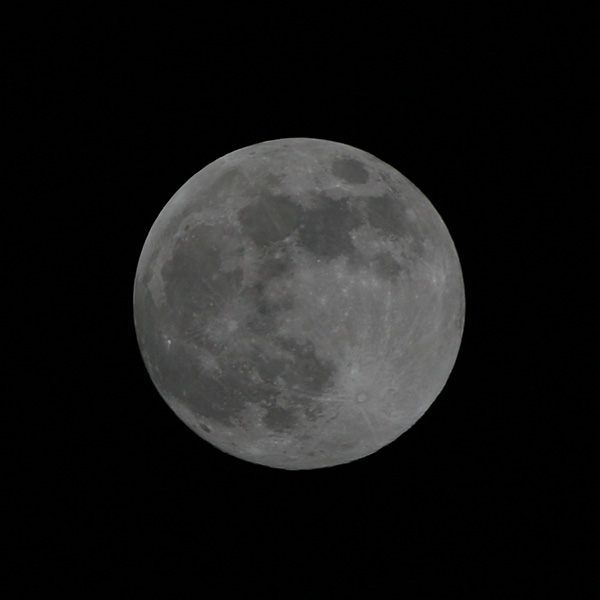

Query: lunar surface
left=133, top=138, right=465, bottom=469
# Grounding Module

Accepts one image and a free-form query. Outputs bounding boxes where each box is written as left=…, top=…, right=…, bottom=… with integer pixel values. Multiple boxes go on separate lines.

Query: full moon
left=133, top=138, right=465, bottom=469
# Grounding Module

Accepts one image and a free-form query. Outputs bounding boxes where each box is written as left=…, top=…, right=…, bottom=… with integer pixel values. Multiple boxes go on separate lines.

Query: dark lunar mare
left=296, top=194, right=363, bottom=261
left=238, top=193, right=304, bottom=247
left=137, top=215, right=340, bottom=432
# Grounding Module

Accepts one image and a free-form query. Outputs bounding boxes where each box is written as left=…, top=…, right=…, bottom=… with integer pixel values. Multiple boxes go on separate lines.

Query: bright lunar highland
left=133, top=138, right=465, bottom=469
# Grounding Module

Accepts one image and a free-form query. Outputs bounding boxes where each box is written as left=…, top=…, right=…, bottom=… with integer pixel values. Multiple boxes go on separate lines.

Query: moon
left=133, top=138, right=465, bottom=469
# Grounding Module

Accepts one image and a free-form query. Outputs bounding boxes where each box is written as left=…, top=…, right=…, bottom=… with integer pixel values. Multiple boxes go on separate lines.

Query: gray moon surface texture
left=133, top=138, right=465, bottom=470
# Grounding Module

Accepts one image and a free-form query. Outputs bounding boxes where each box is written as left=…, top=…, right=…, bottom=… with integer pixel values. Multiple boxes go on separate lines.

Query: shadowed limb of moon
left=133, top=138, right=465, bottom=469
